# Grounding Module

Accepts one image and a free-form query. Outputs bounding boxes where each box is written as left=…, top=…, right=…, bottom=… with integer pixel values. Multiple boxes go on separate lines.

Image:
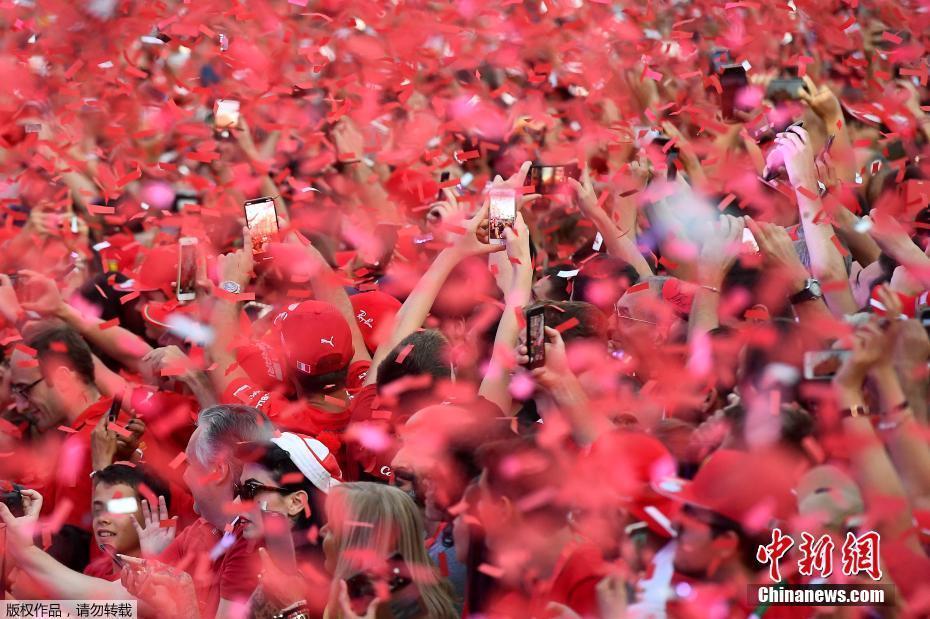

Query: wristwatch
left=789, top=278, right=823, bottom=304
left=219, top=281, right=242, bottom=294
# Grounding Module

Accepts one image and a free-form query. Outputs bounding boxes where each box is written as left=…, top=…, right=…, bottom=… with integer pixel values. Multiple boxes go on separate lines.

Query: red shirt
left=159, top=518, right=260, bottom=619
left=485, top=545, right=608, bottom=618
left=83, top=555, right=120, bottom=581
left=221, top=361, right=370, bottom=460
left=47, top=398, right=116, bottom=532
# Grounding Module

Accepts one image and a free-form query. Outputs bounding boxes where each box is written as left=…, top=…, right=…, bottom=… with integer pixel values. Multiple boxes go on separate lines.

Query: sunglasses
left=235, top=479, right=290, bottom=501
left=11, top=377, right=44, bottom=401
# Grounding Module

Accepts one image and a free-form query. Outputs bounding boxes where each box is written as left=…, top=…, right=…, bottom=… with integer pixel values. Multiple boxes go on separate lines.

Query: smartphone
left=525, top=164, right=581, bottom=195
left=741, top=228, right=759, bottom=252
left=525, top=306, right=546, bottom=369
left=720, top=64, right=749, bottom=121
left=802, top=350, right=851, bottom=380
left=107, top=394, right=123, bottom=425
left=489, top=188, right=516, bottom=245
left=766, top=78, right=805, bottom=100
left=0, top=481, right=24, bottom=518
left=244, top=197, right=279, bottom=255
left=177, top=237, right=198, bottom=302
left=214, top=99, right=240, bottom=130
left=98, top=542, right=126, bottom=568
left=920, top=308, right=930, bottom=336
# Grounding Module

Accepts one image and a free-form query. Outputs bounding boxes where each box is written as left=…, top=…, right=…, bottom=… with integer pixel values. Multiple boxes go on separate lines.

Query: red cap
left=273, top=301, right=354, bottom=376
left=349, top=291, right=401, bottom=354
left=235, top=342, right=287, bottom=391
left=142, top=299, right=198, bottom=328
left=120, top=244, right=178, bottom=293
left=654, top=449, right=797, bottom=530
left=584, top=431, right=679, bottom=538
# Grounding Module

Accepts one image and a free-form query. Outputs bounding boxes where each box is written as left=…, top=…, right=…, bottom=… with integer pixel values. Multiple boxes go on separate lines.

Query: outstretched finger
left=141, top=499, right=153, bottom=526
left=157, top=495, right=169, bottom=521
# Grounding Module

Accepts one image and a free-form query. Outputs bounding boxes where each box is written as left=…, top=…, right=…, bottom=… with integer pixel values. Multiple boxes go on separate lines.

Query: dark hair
left=524, top=301, right=608, bottom=342
left=92, top=463, right=172, bottom=512
left=477, top=437, right=569, bottom=524
left=24, top=323, right=95, bottom=386
left=235, top=442, right=327, bottom=533
left=376, top=330, right=452, bottom=390
left=293, top=367, right=349, bottom=398
left=537, top=264, right=576, bottom=301
left=683, top=504, right=766, bottom=571
left=571, top=255, right=640, bottom=310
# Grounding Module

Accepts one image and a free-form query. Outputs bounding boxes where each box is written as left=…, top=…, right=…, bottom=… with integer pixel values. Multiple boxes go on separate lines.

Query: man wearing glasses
left=7, top=323, right=118, bottom=569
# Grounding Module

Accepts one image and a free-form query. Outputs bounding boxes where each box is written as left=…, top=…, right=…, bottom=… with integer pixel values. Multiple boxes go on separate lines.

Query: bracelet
left=889, top=400, right=910, bottom=415
left=273, top=601, right=310, bottom=619
left=877, top=410, right=912, bottom=432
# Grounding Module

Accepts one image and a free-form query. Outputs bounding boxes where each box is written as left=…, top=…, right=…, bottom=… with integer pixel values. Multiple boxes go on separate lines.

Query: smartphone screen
left=766, top=78, right=805, bottom=100
left=802, top=350, right=851, bottom=380
left=437, top=171, right=450, bottom=200
left=244, top=197, right=279, bottom=254
left=720, top=65, right=749, bottom=121
left=177, top=238, right=198, bottom=302
left=214, top=99, right=240, bottom=130
left=525, top=164, right=581, bottom=195
left=489, top=188, right=516, bottom=245
left=526, top=307, right=546, bottom=369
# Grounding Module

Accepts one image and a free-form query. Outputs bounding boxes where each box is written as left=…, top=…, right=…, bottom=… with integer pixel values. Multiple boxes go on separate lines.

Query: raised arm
left=365, top=201, right=504, bottom=386
left=775, top=126, right=858, bottom=316
left=206, top=238, right=254, bottom=394
left=832, top=321, right=927, bottom=555
left=479, top=213, right=533, bottom=414
left=18, top=270, right=153, bottom=373
left=569, top=168, right=653, bottom=280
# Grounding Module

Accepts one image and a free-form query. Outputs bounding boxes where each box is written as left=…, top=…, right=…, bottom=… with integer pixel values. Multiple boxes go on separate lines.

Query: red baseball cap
left=235, top=341, right=287, bottom=391
left=349, top=291, right=401, bottom=354
left=583, top=431, right=680, bottom=538
left=119, top=244, right=179, bottom=293
left=273, top=301, right=354, bottom=376
left=654, top=449, right=798, bottom=531
left=142, top=298, right=199, bottom=328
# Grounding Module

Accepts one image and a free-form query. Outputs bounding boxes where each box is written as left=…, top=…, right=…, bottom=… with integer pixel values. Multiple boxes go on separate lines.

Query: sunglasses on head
left=235, top=479, right=290, bottom=501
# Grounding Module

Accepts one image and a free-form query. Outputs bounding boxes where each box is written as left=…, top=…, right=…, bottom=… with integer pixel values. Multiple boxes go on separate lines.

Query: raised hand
left=772, top=125, right=818, bottom=192
left=131, top=495, right=177, bottom=558
left=745, top=217, right=808, bottom=293
left=0, top=487, right=43, bottom=549
left=17, top=270, right=65, bottom=316
left=449, top=201, right=505, bottom=257
left=698, top=214, right=745, bottom=286
left=798, top=76, right=842, bottom=121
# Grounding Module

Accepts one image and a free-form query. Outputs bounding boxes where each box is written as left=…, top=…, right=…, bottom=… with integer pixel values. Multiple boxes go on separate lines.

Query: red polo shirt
left=46, top=397, right=117, bottom=532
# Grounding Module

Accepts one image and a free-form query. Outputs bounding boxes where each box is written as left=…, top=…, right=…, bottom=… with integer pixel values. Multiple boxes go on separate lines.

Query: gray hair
left=191, top=404, right=274, bottom=469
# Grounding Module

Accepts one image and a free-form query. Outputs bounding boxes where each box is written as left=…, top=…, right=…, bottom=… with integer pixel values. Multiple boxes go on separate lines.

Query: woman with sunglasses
left=234, top=431, right=343, bottom=618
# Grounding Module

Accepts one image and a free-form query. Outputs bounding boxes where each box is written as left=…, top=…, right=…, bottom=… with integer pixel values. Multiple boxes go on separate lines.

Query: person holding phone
left=322, top=483, right=458, bottom=619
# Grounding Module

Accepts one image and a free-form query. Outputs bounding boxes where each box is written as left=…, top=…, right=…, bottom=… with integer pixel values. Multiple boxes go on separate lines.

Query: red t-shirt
left=83, top=555, right=120, bottom=581
left=221, top=361, right=370, bottom=458
left=159, top=518, right=259, bottom=619
left=484, top=545, right=608, bottom=617
left=47, top=398, right=117, bottom=531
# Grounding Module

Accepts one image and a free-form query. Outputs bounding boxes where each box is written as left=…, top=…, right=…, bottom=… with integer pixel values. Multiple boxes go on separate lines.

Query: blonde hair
left=325, top=482, right=457, bottom=619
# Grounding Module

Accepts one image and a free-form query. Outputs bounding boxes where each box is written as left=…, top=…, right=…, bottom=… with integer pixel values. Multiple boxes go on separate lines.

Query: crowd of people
left=0, top=0, right=929, bottom=617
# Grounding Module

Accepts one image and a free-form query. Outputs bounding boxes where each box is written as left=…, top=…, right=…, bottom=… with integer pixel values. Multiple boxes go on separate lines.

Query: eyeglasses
left=235, top=479, right=290, bottom=501
left=11, top=378, right=44, bottom=401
